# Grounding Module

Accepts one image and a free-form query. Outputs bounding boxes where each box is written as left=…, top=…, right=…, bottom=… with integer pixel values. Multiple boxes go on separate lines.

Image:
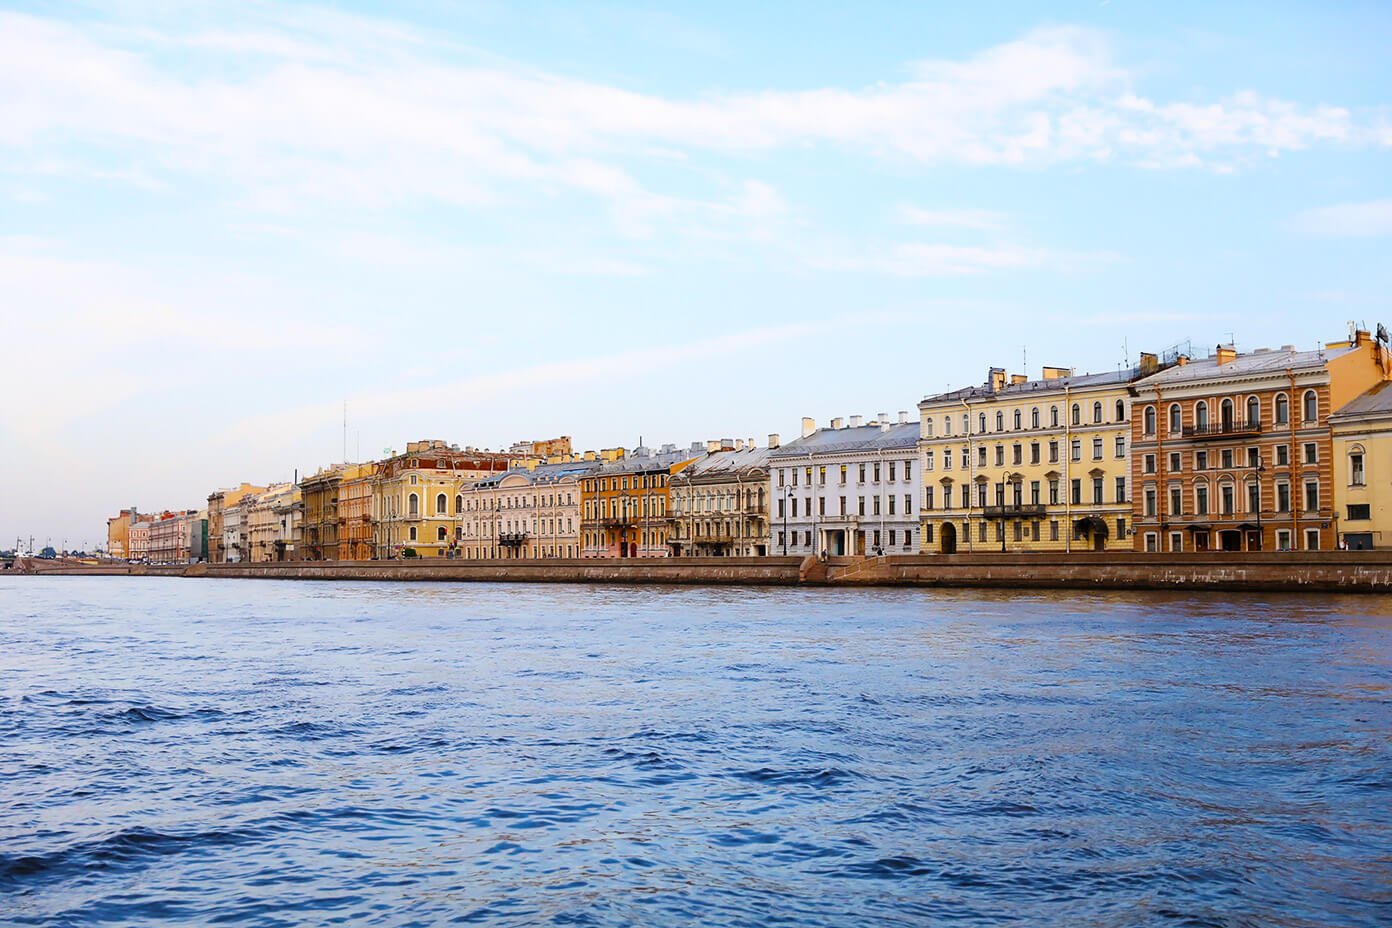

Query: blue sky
left=2, top=1, right=1390, bottom=548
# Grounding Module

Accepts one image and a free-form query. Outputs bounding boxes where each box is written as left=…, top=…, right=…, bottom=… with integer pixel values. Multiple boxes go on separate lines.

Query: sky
left=1, top=1, right=1390, bottom=550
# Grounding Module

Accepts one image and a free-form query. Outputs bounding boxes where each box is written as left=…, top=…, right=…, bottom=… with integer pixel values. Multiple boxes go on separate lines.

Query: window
left=1071, top=403, right=1081, bottom=426
left=1221, top=449, right=1233, bottom=469
left=437, top=526, right=447, bottom=542
left=944, top=449, right=953, bottom=470
left=1246, top=396, right=1260, bottom=427
left=1092, top=438, right=1103, bottom=460
left=1351, top=449, right=1366, bottom=486
left=1144, top=487, right=1157, bottom=517
left=1115, top=399, right=1126, bottom=422
left=777, top=498, right=785, bottom=518
left=1049, top=441, right=1059, bottom=464
left=995, top=411, right=1004, bottom=431
left=1051, top=406, right=1060, bottom=428
left=1144, top=406, right=1156, bottom=435
left=1048, top=480, right=1060, bottom=505
left=1276, top=444, right=1289, bottom=467
left=925, top=451, right=935, bottom=471
left=819, top=497, right=826, bottom=516
left=1247, top=481, right=1260, bottom=514
left=1220, top=483, right=1234, bottom=515
left=1348, top=504, right=1371, bottom=521
left=1144, top=453, right=1156, bottom=475
left=859, top=496, right=866, bottom=516
left=818, top=466, right=827, bottom=485
left=1031, top=442, right=1040, bottom=464
left=436, top=493, right=447, bottom=515
left=1030, top=480, right=1041, bottom=505
left=888, top=496, right=896, bottom=515
left=905, top=494, right=912, bottom=515
left=979, top=446, right=988, bottom=467
left=1304, top=528, right=1320, bottom=550
left=1195, top=483, right=1209, bottom=515
left=1303, top=390, right=1318, bottom=422
left=924, top=418, right=934, bottom=437
left=1071, top=479, right=1082, bottom=505
left=905, top=461, right=912, bottom=480
left=1070, top=439, right=1081, bottom=462
left=1092, top=477, right=1103, bottom=504
left=1276, top=529, right=1292, bottom=551
left=839, top=465, right=847, bottom=483
left=1013, top=444, right=1023, bottom=465
left=873, top=496, right=881, bottom=516
left=1117, top=517, right=1126, bottom=538
left=1304, top=481, right=1319, bottom=512
left=1032, top=408, right=1040, bottom=428
left=859, top=463, right=866, bottom=482
left=1115, top=436, right=1126, bottom=458
left=888, top=462, right=897, bottom=481
left=1169, top=484, right=1182, bottom=515
left=1115, top=477, right=1127, bottom=503
left=409, top=526, right=417, bottom=541
left=1169, top=404, right=1181, bottom=434
left=1050, top=520, right=1060, bottom=541
left=1196, top=451, right=1208, bottom=471
left=1093, top=401, right=1103, bottom=424
left=1275, top=393, right=1289, bottom=425
left=924, top=487, right=935, bottom=510
left=1247, top=447, right=1260, bottom=468
left=1303, top=443, right=1318, bottom=465
left=1276, top=482, right=1291, bottom=513
left=1220, top=398, right=1235, bottom=430
left=408, top=493, right=419, bottom=516
left=1014, top=410, right=1022, bottom=430
left=1144, top=532, right=1159, bottom=553
left=1195, top=401, right=1209, bottom=429
left=874, top=463, right=881, bottom=482
left=995, top=445, right=1004, bottom=466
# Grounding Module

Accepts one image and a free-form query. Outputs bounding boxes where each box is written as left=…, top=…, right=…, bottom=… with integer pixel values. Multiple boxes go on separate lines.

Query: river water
left=1, top=578, right=1389, bottom=926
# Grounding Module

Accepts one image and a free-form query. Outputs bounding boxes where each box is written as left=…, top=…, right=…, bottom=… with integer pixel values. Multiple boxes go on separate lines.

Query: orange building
left=338, top=463, right=376, bottom=560
left=580, top=444, right=702, bottom=557
left=1130, top=332, right=1392, bottom=553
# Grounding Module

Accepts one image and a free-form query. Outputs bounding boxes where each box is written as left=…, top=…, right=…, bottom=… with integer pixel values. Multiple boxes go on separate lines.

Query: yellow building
left=338, top=462, right=377, bottom=560
left=1331, top=380, right=1392, bottom=549
left=918, top=363, right=1151, bottom=554
left=246, top=483, right=300, bottom=562
left=372, top=440, right=513, bottom=558
left=206, top=483, right=267, bottom=563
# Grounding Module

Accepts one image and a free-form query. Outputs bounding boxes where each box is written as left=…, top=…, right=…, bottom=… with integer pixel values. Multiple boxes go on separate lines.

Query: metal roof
left=769, top=422, right=919, bottom=459
left=1135, top=345, right=1351, bottom=388
left=1331, top=380, right=1392, bottom=420
left=920, top=368, right=1135, bottom=406
left=675, top=445, right=771, bottom=478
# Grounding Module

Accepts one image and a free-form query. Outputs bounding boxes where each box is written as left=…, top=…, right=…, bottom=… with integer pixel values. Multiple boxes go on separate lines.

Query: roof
left=589, top=449, right=702, bottom=476
left=467, top=458, right=610, bottom=490
left=769, top=422, right=919, bottom=460
left=674, top=445, right=771, bottom=479
left=1332, top=380, right=1392, bottom=421
left=1135, top=345, right=1351, bottom=389
left=920, top=368, right=1135, bottom=407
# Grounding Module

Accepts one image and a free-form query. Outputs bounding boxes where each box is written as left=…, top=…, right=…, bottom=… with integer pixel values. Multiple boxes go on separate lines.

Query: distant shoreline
left=12, top=553, right=1392, bottom=594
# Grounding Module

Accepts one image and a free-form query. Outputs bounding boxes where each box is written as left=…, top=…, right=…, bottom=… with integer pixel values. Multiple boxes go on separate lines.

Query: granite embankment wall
left=16, top=552, right=1392, bottom=592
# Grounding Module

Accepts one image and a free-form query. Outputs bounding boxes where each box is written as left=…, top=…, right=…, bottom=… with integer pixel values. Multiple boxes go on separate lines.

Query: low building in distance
left=769, top=414, right=919, bottom=557
left=1129, top=330, right=1392, bottom=552
left=373, top=440, right=517, bottom=558
left=206, top=483, right=267, bottom=563
left=581, top=444, right=701, bottom=557
left=668, top=439, right=771, bottom=557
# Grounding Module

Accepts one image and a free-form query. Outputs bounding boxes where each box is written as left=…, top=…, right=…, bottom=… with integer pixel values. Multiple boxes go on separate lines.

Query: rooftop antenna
left=1122, top=337, right=1129, bottom=368
left=343, top=400, right=348, bottom=464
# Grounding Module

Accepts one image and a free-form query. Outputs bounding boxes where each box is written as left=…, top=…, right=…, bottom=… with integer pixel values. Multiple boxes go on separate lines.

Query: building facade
left=299, top=466, right=345, bottom=561
left=147, top=510, right=206, bottom=564
left=581, top=445, right=701, bottom=557
left=1328, top=380, right=1392, bottom=549
left=206, top=483, right=266, bottom=563
left=372, top=440, right=514, bottom=558
left=337, top=462, right=376, bottom=560
left=668, top=441, right=770, bottom=556
left=458, top=461, right=596, bottom=559
left=1130, top=333, right=1392, bottom=553
left=918, top=365, right=1147, bottom=555
left=222, top=500, right=249, bottom=563
left=105, top=508, right=144, bottom=559
left=246, top=483, right=300, bottom=562
left=128, top=520, right=151, bottom=561
left=768, top=416, right=919, bottom=557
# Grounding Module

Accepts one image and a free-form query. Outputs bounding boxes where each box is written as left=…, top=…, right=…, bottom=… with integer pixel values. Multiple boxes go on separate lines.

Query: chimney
left=1216, top=344, right=1237, bottom=365
left=1138, top=352, right=1158, bottom=375
left=1010, top=374, right=1027, bottom=385
left=830, top=417, right=844, bottom=430
left=768, top=433, right=781, bottom=449
left=878, top=413, right=890, bottom=433
left=1356, top=328, right=1373, bottom=347
left=801, top=417, right=816, bottom=438
left=849, top=415, right=862, bottom=428
left=707, top=439, right=720, bottom=452
left=734, top=439, right=744, bottom=451
left=720, top=438, right=735, bottom=451
left=988, top=367, right=1006, bottom=392
left=1176, top=355, right=1190, bottom=366
left=1041, top=366, right=1071, bottom=380
left=898, top=410, right=909, bottom=424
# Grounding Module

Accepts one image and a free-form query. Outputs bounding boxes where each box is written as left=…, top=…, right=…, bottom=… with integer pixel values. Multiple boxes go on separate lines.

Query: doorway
left=940, top=522, right=957, bottom=554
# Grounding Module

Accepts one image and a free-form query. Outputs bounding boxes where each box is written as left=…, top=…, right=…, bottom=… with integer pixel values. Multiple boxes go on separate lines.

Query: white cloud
left=0, top=11, right=1375, bottom=234
left=1291, top=199, right=1392, bottom=238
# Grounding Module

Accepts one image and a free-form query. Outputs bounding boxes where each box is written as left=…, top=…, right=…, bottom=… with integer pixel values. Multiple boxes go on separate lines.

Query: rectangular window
left=1304, top=528, right=1320, bottom=550
left=1144, top=488, right=1156, bottom=517
left=873, top=496, right=881, bottom=516
left=888, top=529, right=897, bottom=547
left=1144, top=454, right=1156, bottom=475
left=904, top=494, right=912, bottom=515
left=1049, top=441, right=1059, bottom=464
left=819, top=497, right=826, bottom=516
left=1092, top=477, right=1103, bottom=504
left=979, top=446, right=988, bottom=467
left=1196, top=451, right=1208, bottom=471
left=1013, top=521, right=1023, bottom=541
left=1071, top=479, right=1082, bottom=505
left=979, top=522, right=988, bottom=543
left=1169, top=452, right=1181, bottom=472
left=874, top=463, right=881, bottom=482
left=790, top=498, right=798, bottom=518
left=1246, top=447, right=1260, bottom=468
left=1031, top=443, right=1040, bottom=464
left=1049, top=480, right=1060, bottom=506
left=1116, top=517, right=1126, bottom=538
left=1115, top=436, right=1126, bottom=458
left=995, top=521, right=1005, bottom=542
left=1276, top=445, right=1289, bottom=467
left=1304, top=481, right=1319, bottom=512
left=924, top=523, right=934, bottom=544
left=1030, top=480, right=1041, bottom=505
left=777, top=499, right=785, bottom=518
left=1221, top=449, right=1233, bottom=469
left=888, top=462, right=897, bottom=481
left=1071, top=439, right=1081, bottom=462
left=1276, top=529, right=1292, bottom=551
left=839, top=465, right=847, bottom=483
left=1144, top=532, right=1159, bottom=553
left=924, top=487, right=935, bottom=510
left=778, top=469, right=786, bottom=488
left=1050, top=520, right=1060, bottom=541
left=1348, top=503, right=1371, bottom=521
left=859, top=496, right=867, bottom=516
left=859, top=463, right=866, bottom=482
left=1031, top=521, right=1041, bottom=542
left=1092, top=438, right=1103, bottom=460
left=1196, top=485, right=1209, bottom=515
left=925, top=451, right=935, bottom=471
left=839, top=496, right=847, bottom=515
left=1304, top=443, right=1318, bottom=465
left=1012, top=445, right=1023, bottom=465
left=818, top=466, right=827, bottom=485
left=888, top=496, right=896, bottom=515
left=1351, top=453, right=1365, bottom=485
left=1115, top=477, right=1127, bottom=503
left=1169, top=532, right=1183, bottom=552
left=995, top=445, right=1005, bottom=466
left=944, top=449, right=953, bottom=470
left=1277, top=483, right=1291, bottom=513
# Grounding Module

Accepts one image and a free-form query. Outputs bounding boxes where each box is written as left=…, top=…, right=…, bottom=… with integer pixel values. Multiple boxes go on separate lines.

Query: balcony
left=1181, top=420, right=1262, bottom=440
left=499, top=532, right=528, bottom=547
left=982, top=504, right=1047, bottom=518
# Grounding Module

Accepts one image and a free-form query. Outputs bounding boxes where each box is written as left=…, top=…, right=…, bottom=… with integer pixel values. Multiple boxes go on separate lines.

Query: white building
left=767, top=414, right=920, bottom=557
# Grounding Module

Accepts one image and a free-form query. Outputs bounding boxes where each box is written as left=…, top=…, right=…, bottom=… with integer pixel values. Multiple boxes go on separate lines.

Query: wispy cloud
left=1291, top=199, right=1392, bottom=238
left=895, top=206, right=1008, bottom=231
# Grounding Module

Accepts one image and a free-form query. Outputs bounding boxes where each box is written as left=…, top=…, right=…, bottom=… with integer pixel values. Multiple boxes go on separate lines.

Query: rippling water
left=2, top=578, right=1390, bottom=926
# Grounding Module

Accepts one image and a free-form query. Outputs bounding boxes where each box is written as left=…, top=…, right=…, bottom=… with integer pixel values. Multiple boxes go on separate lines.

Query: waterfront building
left=299, top=466, right=345, bottom=561
left=1129, top=331, right=1392, bottom=553
left=105, top=509, right=150, bottom=560
left=580, top=445, right=701, bottom=557
left=1329, top=379, right=1392, bottom=549
left=917, top=364, right=1151, bottom=554
left=222, top=499, right=249, bottom=563
left=507, top=436, right=574, bottom=460
left=459, top=460, right=599, bottom=559
left=147, top=510, right=206, bottom=564
left=337, top=462, right=377, bottom=560
left=128, top=519, right=151, bottom=562
left=206, top=483, right=267, bottom=563
left=668, top=440, right=771, bottom=556
left=372, top=440, right=514, bottom=558
left=246, top=483, right=300, bottom=562
left=768, top=416, right=919, bottom=557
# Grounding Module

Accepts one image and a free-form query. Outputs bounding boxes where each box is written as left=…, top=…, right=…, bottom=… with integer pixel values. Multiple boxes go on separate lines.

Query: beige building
left=128, top=520, right=151, bottom=561
left=147, top=510, right=207, bottom=564
left=246, top=483, right=300, bottom=562
left=1330, top=380, right=1392, bottom=549
left=458, top=461, right=599, bottom=559
left=919, top=364, right=1150, bottom=554
left=373, top=440, right=513, bottom=558
left=668, top=441, right=770, bottom=556
left=206, top=483, right=267, bottom=563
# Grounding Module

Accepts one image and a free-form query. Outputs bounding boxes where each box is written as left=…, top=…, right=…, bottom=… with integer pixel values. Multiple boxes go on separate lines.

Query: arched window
left=978, top=412, right=987, bottom=433
left=1092, top=401, right=1103, bottom=424
left=1220, top=398, right=1234, bottom=430
left=1071, top=403, right=1081, bottom=426
left=408, top=493, right=419, bottom=516
left=437, top=526, right=447, bottom=541
left=1275, top=393, right=1289, bottom=425
left=925, top=418, right=933, bottom=437
left=436, top=493, right=447, bottom=515
left=1169, top=404, right=1181, bottom=434
left=1246, top=396, right=1260, bottom=427
left=1013, top=409, right=1022, bottom=430
left=1303, top=390, right=1318, bottom=422
left=1143, top=406, right=1156, bottom=435
left=1349, top=444, right=1366, bottom=486
left=1050, top=406, right=1059, bottom=428
left=1195, top=401, right=1209, bottom=429
left=1115, top=399, right=1125, bottom=421
left=1031, top=407, right=1040, bottom=428
left=995, top=411, right=1004, bottom=431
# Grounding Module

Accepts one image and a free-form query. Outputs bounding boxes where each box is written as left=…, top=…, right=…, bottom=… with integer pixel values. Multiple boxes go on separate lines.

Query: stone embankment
left=15, top=552, right=1392, bottom=593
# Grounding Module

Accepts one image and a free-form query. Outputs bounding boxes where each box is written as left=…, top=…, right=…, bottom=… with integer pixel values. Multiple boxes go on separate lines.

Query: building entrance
left=940, top=522, right=957, bottom=554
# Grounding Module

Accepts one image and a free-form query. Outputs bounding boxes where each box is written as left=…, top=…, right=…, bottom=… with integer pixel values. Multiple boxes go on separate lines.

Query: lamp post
left=782, top=486, right=793, bottom=555
left=1253, top=453, right=1266, bottom=551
